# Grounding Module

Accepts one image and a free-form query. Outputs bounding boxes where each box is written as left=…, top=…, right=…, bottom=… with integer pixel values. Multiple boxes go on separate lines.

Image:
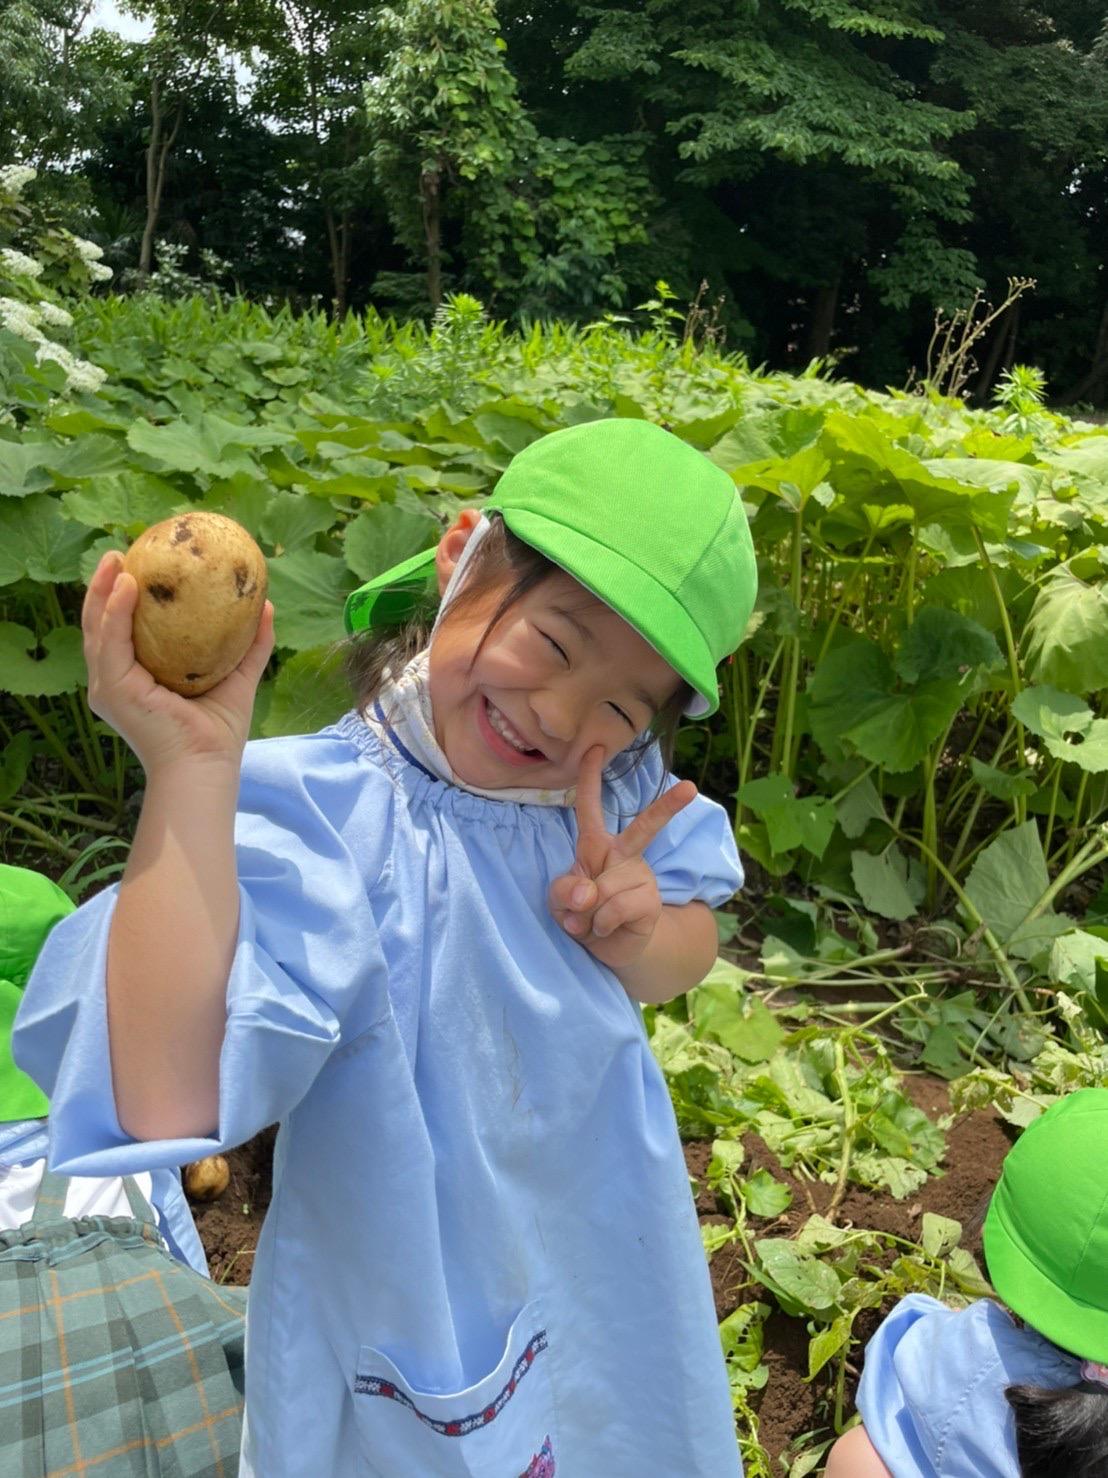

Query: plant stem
left=15, top=698, right=96, bottom=794
left=0, top=811, right=80, bottom=861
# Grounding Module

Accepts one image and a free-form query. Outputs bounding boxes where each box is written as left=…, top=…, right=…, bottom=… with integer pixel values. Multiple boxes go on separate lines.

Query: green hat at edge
left=343, top=419, right=757, bottom=718
left=983, top=1087, right=1108, bottom=1362
left=0, top=863, right=73, bottom=1122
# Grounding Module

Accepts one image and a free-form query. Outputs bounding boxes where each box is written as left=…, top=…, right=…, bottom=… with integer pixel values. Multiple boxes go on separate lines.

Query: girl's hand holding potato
left=83, top=549, right=274, bottom=776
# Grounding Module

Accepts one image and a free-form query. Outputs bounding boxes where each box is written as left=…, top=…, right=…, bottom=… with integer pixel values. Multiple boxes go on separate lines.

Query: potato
left=184, top=1154, right=231, bottom=1202
left=123, top=512, right=267, bottom=697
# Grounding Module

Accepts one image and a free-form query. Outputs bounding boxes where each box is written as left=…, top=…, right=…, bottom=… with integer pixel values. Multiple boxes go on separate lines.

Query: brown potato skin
left=123, top=512, right=268, bottom=697
left=183, top=1154, right=231, bottom=1202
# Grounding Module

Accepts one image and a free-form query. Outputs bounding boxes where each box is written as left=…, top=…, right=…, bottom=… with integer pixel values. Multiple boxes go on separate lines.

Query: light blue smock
left=0, top=1117, right=207, bottom=1274
left=14, top=713, right=745, bottom=1477
left=856, top=1293, right=1080, bottom=1477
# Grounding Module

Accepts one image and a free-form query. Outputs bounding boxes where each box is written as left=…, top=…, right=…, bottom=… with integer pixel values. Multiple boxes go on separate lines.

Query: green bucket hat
left=343, top=418, right=757, bottom=718
left=983, top=1087, right=1108, bottom=1361
left=0, top=863, right=73, bottom=1122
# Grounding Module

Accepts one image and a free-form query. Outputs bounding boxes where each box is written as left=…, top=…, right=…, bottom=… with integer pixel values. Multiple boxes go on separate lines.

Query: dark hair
left=342, top=515, right=693, bottom=778
left=1006, top=1378, right=1108, bottom=1476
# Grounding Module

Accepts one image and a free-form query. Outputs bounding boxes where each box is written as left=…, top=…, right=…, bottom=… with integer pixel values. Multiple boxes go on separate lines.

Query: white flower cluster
left=88, top=261, right=113, bottom=283
left=70, top=234, right=105, bottom=262
left=36, top=301, right=73, bottom=328
left=0, top=164, right=37, bottom=196
left=35, top=341, right=107, bottom=394
left=0, top=295, right=45, bottom=343
left=1, top=246, right=43, bottom=280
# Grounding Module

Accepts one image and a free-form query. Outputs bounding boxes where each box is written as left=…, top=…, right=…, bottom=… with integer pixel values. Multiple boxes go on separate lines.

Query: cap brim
left=984, top=1195, right=1108, bottom=1362
left=344, top=548, right=438, bottom=635
left=502, top=508, right=721, bottom=718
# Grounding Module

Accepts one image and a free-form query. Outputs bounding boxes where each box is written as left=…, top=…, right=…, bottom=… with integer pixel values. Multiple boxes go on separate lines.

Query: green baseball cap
left=343, top=418, right=757, bottom=718
left=983, top=1087, right=1108, bottom=1361
left=0, top=863, right=73, bottom=1122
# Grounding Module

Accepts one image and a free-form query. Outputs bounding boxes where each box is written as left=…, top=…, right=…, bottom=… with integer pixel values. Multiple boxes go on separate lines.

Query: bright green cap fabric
left=343, top=418, right=757, bottom=718
left=983, top=1087, right=1108, bottom=1361
left=0, top=863, right=74, bottom=1122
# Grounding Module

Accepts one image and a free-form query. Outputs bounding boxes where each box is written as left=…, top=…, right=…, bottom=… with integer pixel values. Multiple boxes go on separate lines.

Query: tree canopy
left=5, top=0, right=1108, bottom=398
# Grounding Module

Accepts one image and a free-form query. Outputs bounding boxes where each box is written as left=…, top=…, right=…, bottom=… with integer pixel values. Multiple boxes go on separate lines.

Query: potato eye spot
left=185, top=672, right=205, bottom=682
left=147, top=582, right=176, bottom=603
left=171, top=519, right=193, bottom=545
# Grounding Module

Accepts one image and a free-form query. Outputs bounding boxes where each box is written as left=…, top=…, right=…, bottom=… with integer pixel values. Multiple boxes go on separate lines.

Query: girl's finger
left=591, top=884, right=656, bottom=939
left=95, top=570, right=141, bottom=688
left=614, top=779, right=697, bottom=859
left=548, top=872, right=598, bottom=917
left=232, top=601, right=275, bottom=690
left=81, top=550, right=124, bottom=637
left=573, top=745, right=608, bottom=844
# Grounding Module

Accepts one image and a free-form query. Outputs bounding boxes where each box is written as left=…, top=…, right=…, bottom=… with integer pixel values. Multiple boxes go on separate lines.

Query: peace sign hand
left=548, top=745, right=697, bottom=971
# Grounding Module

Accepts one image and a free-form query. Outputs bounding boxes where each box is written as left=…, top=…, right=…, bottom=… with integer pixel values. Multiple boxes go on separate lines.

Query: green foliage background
left=6, top=0, right=1108, bottom=394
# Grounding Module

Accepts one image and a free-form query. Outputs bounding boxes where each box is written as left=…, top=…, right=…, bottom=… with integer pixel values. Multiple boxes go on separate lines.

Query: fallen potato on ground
left=184, top=1154, right=231, bottom=1202
left=123, top=511, right=267, bottom=696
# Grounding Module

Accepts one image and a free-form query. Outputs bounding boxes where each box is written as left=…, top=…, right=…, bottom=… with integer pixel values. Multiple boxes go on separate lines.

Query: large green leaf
left=808, top=638, right=964, bottom=773
left=1012, top=685, right=1108, bottom=772
left=851, top=845, right=924, bottom=921
left=964, top=821, right=1052, bottom=945
left=894, top=607, right=1001, bottom=684
left=0, top=494, right=91, bottom=586
left=819, top=412, right=1015, bottom=538
left=127, top=414, right=290, bottom=479
left=261, top=646, right=352, bottom=737
left=754, top=1238, right=841, bottom=1314
left=0, top=441, right=58, bottom=498
left=742, top=774, right=836, bottom=858
left=259, top=491, right=336, bottom=553
left=0, top=624, right=85, bottom=696
left=344, top=504, right=441, bottom=584
left=60, top=473, right=186, bottom=532
left=1023, top=562, right=1108, bottom=695
left=267, top=550, right=357, bottom=652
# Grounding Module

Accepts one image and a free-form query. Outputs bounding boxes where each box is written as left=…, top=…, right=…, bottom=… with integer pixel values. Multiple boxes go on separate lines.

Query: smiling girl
left=16, top=418, right=757, bottom=1476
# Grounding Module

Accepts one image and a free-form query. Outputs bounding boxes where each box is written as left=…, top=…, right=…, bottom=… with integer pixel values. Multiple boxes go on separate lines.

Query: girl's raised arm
left=83, top=550, right=274, bottom=1141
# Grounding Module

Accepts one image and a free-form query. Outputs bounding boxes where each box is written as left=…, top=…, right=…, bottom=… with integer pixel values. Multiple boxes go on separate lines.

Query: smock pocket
left=353, top=1300, right=558, bottom=1477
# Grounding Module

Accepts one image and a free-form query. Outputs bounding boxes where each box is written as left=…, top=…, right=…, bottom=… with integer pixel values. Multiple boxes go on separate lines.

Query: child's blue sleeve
left=12, top=734, right=390, bottom=1176
left=607, top=744, right=744, bottom=908
left=856, top=1293, right=1080, bottom=1478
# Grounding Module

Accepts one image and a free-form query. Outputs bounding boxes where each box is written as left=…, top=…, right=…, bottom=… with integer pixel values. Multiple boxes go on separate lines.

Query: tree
left=249, top=1, right=383, bottom=315
left=365, top=0, right=653, bottom=315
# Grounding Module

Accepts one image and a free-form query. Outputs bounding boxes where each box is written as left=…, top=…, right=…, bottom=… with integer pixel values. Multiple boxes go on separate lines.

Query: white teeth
left=487, top=701, right=535, bottom=753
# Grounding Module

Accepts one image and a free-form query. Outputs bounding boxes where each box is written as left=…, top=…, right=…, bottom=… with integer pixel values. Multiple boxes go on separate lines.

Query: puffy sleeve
left=604, top=742, right=743, bottom=907
left=13, top=730, right=392, bottom=1177
left=856, top=1294, right=1079, bottom=1478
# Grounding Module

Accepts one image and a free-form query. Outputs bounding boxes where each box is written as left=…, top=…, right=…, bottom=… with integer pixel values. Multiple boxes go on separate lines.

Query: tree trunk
left=1060, top=296, right=1108, bottom=404
left=421, top=166, right=442, bottom=310
left=139, top=78, right=182, bottom=279
left=805, top=265, right=842, bottom=361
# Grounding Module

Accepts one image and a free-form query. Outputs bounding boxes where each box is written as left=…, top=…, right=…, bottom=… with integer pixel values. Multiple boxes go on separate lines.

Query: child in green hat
left=19, top=418, right=757, bottom=1475
left=0, top=863, right=246, bottom=1475
left=825, top=1087, right=1108, bottom=1478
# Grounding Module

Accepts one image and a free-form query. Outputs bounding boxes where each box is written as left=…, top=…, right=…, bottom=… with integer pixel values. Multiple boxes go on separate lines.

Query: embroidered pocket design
left=354, top=1329, right=547, bottom=1436
left=352, top=1299, right=558, bottom=1477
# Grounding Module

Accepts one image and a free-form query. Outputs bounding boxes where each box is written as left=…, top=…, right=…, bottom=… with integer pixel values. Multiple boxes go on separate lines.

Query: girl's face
left=428, top=529, right=682, bottom=790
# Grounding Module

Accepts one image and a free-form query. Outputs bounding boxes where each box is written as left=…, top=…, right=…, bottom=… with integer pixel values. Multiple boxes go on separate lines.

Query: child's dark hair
left=343, top=514, right=693, bottom=779
left=1006, top=1377, right=1108, bottom=1476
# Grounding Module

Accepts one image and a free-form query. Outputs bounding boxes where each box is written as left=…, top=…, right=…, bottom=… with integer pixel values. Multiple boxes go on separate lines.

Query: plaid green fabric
left=0, top=1170, right=246, bottom=1477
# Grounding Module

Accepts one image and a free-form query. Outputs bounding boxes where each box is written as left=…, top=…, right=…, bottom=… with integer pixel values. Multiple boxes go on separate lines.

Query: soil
left=190, top=1079, right=1014, bottom=1462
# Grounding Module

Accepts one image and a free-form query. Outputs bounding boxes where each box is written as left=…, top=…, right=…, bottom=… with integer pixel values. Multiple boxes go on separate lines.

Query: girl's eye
left=608, top=702, right=635, bottom=730
left=540, top=632, right=568, bottom=662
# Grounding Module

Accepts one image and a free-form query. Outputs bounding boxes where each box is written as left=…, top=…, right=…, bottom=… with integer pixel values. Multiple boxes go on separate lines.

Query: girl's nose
left=530, top=689, right=578, bottom=743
